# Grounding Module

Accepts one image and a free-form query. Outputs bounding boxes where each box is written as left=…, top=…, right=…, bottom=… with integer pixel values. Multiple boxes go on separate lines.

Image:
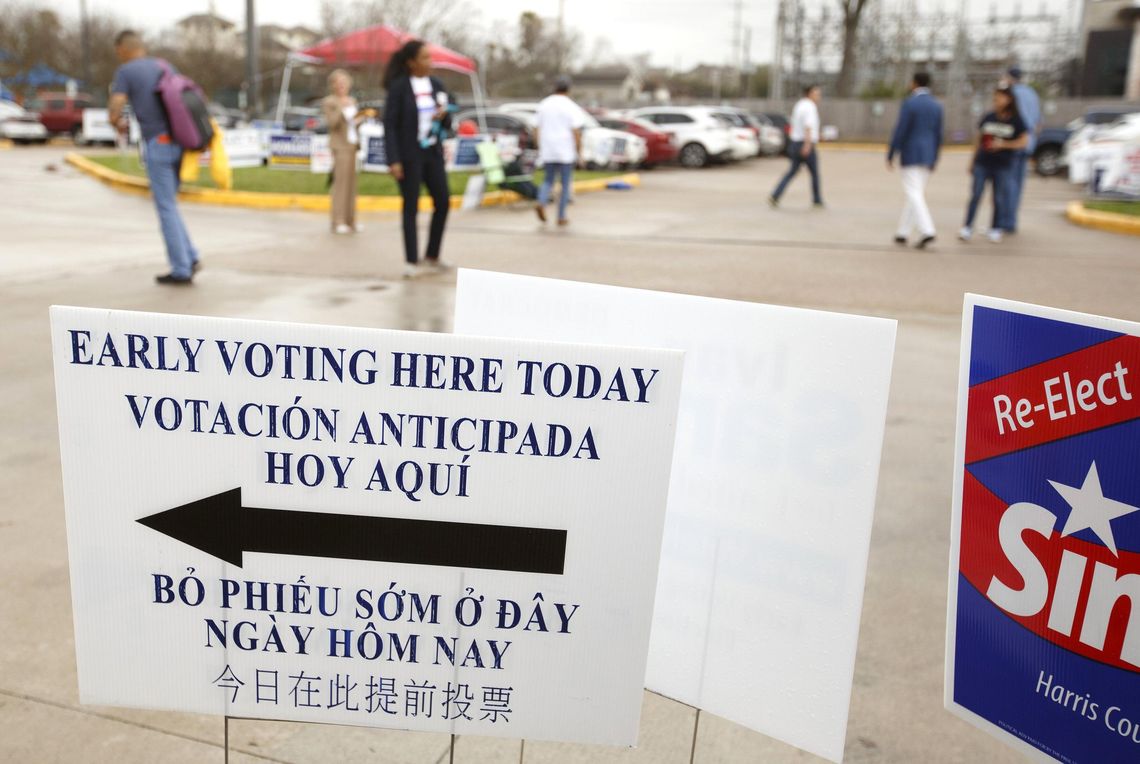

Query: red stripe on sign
left=965, top=335, right=1140, bottom=464
left=961, top=471, right=1140, bottom=675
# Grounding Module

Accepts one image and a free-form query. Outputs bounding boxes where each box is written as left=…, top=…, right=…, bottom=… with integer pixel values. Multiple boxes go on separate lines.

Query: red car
left=599, top=117, right=678, bottom=168
left=28, top=92, right=95, bottom=137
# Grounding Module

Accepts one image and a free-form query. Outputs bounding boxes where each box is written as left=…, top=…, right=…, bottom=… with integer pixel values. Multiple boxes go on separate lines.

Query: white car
left=1066, top=113, right=1140, bottom=193
left=709, top=109, right=762, bottom=160
left=501, top=101, right=647, bottom=169
left=716, top=107, right=784, bottom=156
left=629, top=106, right=734, bottom=167
left=0, top=100, right=49, bottom=144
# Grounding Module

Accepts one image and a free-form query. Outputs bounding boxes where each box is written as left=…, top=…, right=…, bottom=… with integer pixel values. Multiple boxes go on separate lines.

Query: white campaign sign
left=51, top=306, right=684, bottom=745
left=454, top=270, right=897, bottom=763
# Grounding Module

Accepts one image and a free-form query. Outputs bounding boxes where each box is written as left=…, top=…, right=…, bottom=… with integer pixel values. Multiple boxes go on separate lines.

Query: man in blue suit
left=887, top=72, right=943, bottom=249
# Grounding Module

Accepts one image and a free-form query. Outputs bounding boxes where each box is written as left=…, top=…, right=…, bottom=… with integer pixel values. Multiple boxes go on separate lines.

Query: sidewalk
left=2, top=144, right=1133, bottom=763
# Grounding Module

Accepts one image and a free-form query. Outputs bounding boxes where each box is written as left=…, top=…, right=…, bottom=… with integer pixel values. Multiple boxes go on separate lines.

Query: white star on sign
left=1049, top=462, right=1140, bottom=557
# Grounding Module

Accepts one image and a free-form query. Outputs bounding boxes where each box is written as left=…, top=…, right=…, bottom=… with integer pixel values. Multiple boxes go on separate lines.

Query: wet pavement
left=1, top=143, right=1135, bottom=763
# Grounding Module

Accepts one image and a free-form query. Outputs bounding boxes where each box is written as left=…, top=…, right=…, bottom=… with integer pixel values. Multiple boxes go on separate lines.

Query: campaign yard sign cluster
left=51, top=307, right=683, bottom=745
left=948, top=294, right=1140, bottom=763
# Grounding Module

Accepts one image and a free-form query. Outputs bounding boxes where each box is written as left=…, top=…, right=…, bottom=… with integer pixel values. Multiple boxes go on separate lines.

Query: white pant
left=897, top=166, right=935, bottom=238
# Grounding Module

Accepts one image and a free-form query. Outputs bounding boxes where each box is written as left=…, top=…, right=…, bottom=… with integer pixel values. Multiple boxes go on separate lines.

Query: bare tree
left=835, top=0, right=872, bottom=97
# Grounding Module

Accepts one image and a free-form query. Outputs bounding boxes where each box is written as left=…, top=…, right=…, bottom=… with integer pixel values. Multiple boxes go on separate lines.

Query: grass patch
left=88, top=154, right=620, bottom=196
left=1086, top=200, right=1140, bottom=218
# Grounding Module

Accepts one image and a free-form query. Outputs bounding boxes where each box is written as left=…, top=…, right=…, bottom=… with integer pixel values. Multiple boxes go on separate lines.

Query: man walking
left=534, top=76, right=584, bottom=226
left=108, top=30, right=200, bottom=285
left=887, top=72, right=943, bottom=249
left=769, top=84, right=823, bottom=208
left=1003, top=65, right=1040, bottom=234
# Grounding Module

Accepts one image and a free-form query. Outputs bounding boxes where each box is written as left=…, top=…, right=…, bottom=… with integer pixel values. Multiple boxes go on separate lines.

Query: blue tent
left=7, top=63, right=76, bottom=88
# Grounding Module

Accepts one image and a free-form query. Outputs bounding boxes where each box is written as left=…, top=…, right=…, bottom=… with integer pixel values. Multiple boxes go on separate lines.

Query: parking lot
left=2, top=141, right=1135, bottom=763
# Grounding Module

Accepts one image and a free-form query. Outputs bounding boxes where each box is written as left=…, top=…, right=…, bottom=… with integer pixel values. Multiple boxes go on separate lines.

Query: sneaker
left=402, top=264, right=424, bottom=279
left=894, top=235, right=908, bottom=245
left=352, top=223, right=364, bottom=233
left=915, top=235, right=935, bottom=250
left=958, top=226, right=973, bottom=242
left=987, top=229, right=1003, bottom=244
left=812, top=201, right=826, bottom=209
left=557, top=218, right=570, bottom=227
left=767, top=195, right=779, bottom=208
left=535, top=204, right=547, bottom=223
left=155, top=273, right=192, bottom=286
left=424, top=258, right=453, bottom=272
left=191, top=260, right=202, bottom=273
left=334, top=224, right=352, bottom=235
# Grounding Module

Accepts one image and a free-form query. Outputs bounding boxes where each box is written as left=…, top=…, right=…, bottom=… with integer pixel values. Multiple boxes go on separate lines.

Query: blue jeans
left=144, top=137, right=199, bottom=278
left=965, top=162, right=1011, bottom=230
left=772, top=142, right=822, bottom=204
left=998, top=151, right=1029, bottom=232
left=539, top=162, right=573, bottom=221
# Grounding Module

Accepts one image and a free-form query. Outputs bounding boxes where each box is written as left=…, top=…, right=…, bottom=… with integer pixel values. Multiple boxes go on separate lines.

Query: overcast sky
left=37, top=0, right=1082, bottom=69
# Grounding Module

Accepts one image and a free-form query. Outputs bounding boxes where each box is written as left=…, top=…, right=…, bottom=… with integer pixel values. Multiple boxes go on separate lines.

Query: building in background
left=1079, top=0, right=1140, bottom=97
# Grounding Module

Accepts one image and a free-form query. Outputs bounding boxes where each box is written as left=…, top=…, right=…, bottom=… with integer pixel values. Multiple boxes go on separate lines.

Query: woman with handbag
left=382, top=40, right=453, bottom=277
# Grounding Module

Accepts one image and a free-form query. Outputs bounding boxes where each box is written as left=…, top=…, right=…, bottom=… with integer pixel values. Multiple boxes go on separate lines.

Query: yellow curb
left=1066, top=200, right=1140, bottom=237
left=65, top=152, right=640, bottom=212
left=818, top=141, right=973, bottom=153
left=0, top=139, right=13, bottom=150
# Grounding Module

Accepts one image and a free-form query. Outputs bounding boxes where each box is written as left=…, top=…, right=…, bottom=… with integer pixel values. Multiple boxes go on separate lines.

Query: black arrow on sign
left=137, top=488, right=566, bottom=574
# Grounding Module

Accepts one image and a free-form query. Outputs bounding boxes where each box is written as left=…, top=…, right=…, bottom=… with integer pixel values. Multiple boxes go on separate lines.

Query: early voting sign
left=455, top=270, right=897, bottom=762
left=51, top=307, right=684, bottom=745
left=947, top=294, right=1140, bottom=762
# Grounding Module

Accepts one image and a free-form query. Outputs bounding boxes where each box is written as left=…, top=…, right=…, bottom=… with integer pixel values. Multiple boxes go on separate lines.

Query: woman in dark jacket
left=383, top=40, right=452, bottom=278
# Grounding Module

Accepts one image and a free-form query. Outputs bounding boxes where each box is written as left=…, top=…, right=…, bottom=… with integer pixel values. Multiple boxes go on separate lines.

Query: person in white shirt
left=534, top=76, right=584, bottom=225
left=769, top=84, right=824, bottom=208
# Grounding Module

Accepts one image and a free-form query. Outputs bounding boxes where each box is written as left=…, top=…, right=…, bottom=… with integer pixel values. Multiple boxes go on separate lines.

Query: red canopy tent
left=299, top=24, right=475, bottom=74
left=275, top=24, right=483, bottom=124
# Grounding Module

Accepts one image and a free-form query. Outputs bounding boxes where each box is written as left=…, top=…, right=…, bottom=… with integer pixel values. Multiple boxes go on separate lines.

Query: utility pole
left=245, top=0, right=260, bottom=116
left=79, top=0, right=92, bottom=89
left=772, top=0, right=786, bottom=101
left=556, top=0, right=565, bottom=74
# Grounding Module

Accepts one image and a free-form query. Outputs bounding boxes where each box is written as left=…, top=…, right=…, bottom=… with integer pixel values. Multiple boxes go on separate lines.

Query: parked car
left=259, top=105, right=327, bottom=133
left=454, top=109, right=537, bottom=153
left=630, top=106, right=734, bottom=167
left=598, top=116, right=678, bottom=167
left=0, top=100, right=49, bottom=144
left=749, top=113, right=787, bottom=156
left=710, top=108, right=765, bottom=158
left=1034, top=107, right=1138, bottom=177
left=759, top=111, right=790, bottom=153
left=488, top=102, right=647, bottom=169
left=208, top=102, right=246, bottom=129
left=26, top=91, right=95, bottom=138
left=1066, top=112, right=1140, bottom=187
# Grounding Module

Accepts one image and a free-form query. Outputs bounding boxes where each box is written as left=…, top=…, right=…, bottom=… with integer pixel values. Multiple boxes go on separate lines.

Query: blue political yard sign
left=948, top=294, right=1140, bottom=763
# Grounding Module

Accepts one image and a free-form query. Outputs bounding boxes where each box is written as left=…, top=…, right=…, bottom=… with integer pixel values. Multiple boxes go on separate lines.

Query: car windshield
left=712, top=114, right=737, bottom=127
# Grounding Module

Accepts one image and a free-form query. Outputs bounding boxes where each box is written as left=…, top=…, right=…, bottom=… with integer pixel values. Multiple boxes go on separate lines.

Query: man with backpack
left=108, top=30, right=201, bottom=285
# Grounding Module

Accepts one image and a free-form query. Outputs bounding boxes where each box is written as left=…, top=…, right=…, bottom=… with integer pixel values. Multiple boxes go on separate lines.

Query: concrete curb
left=1065, top=200, right=1140, bottom=237
left=64, top=152, right=641, bottom=213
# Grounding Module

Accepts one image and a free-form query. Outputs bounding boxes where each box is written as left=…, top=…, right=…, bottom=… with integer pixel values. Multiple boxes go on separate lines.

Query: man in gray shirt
left=109, top=30, right=200, bottom=285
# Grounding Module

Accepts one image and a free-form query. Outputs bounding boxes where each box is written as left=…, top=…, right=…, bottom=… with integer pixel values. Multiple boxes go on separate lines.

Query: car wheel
left=70, top=125, right=84, bottom=145
left=1035, top=146, right=1062, bottom=177
left=679, top=142, right=708, bottom=168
